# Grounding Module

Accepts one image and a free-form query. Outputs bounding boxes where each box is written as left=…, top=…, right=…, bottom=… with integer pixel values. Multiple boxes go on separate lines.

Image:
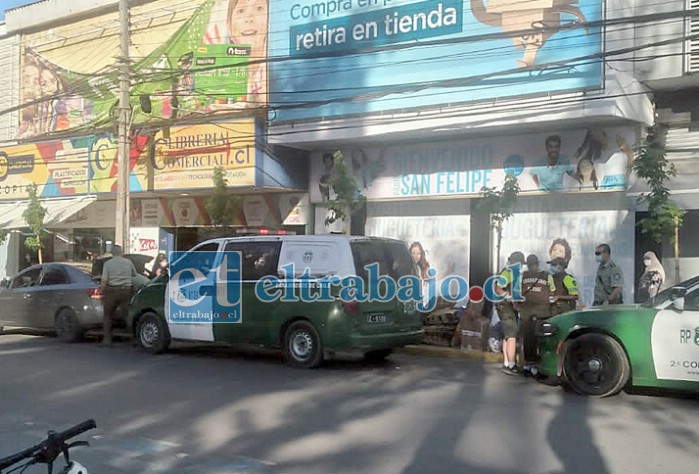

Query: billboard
left=269, top=0, right=603, bottom=122
left=147, top=121, right=257, bottom=191
left=309, top=126, right=638, bottom=204
left=0, top=120, right=259, bottom=200
left=19, top=0, right=268, bottom=138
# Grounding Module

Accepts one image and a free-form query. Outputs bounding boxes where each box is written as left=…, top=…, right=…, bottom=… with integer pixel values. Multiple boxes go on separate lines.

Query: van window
left=189, top=242, right=220, bottom=272
left=350, top=241, right=416, bottom=283
left=279, top=242, right=337, bottom=277
left=224, top=241, right=281, bottom=281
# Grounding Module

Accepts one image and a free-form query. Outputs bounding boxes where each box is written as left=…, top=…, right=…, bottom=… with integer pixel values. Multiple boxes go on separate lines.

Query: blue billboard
left=268, top=0, right=603, bottom=122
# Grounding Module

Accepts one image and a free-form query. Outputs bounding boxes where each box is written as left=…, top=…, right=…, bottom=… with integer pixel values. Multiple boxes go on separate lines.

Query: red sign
left=138, top=238, right=157, bottom=252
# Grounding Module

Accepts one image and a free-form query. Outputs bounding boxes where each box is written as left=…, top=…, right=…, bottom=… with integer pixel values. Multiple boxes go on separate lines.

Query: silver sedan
left=0, top=263, right=104, bottom=342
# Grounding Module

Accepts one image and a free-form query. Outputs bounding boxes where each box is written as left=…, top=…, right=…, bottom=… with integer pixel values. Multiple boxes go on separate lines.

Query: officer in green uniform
left=519, top=254, right=556, bottom=372
left=495, top=251, right=525, bottom=375
left=593, top=243, right=624, bottom=305
left=548, top=257, right=583, bottom=315
left=100, top=245, right=137, bottom=347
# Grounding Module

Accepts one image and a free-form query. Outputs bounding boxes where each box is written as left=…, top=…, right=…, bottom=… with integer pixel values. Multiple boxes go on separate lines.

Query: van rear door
left=349, top=240, right=419, bottom=335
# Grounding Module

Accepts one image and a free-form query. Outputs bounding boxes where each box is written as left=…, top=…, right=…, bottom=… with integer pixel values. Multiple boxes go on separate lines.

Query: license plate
left=367, top=313, right=387, bottom=323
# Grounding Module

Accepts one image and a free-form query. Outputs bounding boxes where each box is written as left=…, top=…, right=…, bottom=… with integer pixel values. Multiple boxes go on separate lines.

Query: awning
left=0, top=195, right=97, bottom=230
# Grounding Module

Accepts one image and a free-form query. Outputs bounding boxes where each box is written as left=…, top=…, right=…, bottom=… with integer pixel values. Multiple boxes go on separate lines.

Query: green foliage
left=205, top=167, right=243, bottom=229
left=477, top=173, right=520, bottom=269
left=324, top=151, right=366, bottom=227
left=22, top=183, right=47, bottom=263
left=632, top=128, right=685, bottom=243
left=0, top=228, right=6, bottom=246
left=477, top=172, right=521, bottom=232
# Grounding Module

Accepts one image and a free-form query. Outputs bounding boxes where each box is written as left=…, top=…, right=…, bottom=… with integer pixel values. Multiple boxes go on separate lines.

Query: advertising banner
left=365, top=200, right=470, bottom=289
left=498, top=209, right=635, bottom=307
left=269, top=0, right=603, bottom=122
left=19, top=0, right=268, bottom=138
left=148, top=121, right=257, bottom=191
left=309, top=126, right=638, bottom=204
left=0, top=134, right=148, bottom=201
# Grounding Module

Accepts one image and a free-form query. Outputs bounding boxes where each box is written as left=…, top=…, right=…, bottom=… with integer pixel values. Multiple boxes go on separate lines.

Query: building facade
left=0, top=0, right=696, bottom=304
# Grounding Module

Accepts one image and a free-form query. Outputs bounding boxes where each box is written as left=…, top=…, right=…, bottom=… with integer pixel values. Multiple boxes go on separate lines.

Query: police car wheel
left=138, top=312, right=170, bottom=354
left=55, top=308, right=83, bottom=343
left=563, top=333, right=630, bottom=397
left=284, top=321, right=323, bottom=369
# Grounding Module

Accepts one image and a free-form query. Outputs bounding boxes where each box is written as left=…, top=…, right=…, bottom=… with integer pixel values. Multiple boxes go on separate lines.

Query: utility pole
left=115, top=0, right=131, bottom=249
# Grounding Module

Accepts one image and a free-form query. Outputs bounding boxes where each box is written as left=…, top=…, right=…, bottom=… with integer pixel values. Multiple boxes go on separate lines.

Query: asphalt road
left=1, top=333, right=698, bottom=474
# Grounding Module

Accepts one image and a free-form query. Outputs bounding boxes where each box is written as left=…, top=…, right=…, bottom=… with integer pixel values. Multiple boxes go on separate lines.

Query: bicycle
left=0, top=419, right=96, bottom=474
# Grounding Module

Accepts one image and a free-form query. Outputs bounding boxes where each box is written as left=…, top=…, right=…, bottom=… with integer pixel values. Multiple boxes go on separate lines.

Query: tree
left=22, top=183, right=47, bottom=264
left=324, top=150, right=365, bottom=234
left=205, top=166, right=243, bottom=233
left=477, top=173, right=521, bottom=272
left=632, top=127, right=685, bottom=284
left=0, top=228, right=6, bottom=246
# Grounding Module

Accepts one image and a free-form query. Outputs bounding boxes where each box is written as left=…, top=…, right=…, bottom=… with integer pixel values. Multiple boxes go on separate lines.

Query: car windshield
left=642, top=275, right=699, bottom=307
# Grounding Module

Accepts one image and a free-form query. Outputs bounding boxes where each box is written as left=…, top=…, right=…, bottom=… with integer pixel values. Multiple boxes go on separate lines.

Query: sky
left=0, top=0, right=37, bottom=21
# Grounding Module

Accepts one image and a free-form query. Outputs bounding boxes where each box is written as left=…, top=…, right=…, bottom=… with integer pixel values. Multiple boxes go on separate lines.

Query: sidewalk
left=397, top=345, right=503, bottom=362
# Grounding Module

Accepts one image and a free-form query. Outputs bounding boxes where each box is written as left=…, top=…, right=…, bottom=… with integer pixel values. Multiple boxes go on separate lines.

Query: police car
left=537, top=276, right=699, bottom=397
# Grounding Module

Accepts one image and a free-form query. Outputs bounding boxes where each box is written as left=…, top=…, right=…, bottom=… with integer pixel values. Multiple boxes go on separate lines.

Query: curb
left=397, top=345, right=503, bottom=363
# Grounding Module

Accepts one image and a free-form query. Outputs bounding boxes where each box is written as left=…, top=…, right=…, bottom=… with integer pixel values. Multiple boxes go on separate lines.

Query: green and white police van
left=537, top=276, right=699, bottom=397
left=128, top=236, right=424, bottom=368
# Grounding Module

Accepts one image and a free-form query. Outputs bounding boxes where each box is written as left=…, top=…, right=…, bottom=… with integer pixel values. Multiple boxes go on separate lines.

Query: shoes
left=501, top=366, right=520, bottom=376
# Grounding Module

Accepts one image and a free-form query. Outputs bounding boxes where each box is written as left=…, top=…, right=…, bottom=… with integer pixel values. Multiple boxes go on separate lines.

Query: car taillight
left=87, top=288, right=103, bottom=299
left=343, top=300, right=360, bottom=316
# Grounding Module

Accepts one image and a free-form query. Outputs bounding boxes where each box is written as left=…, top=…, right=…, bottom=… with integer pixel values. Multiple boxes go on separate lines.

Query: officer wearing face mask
left=548, top=257, right=584, bottom=315
left=593, top=243, right=624, bottom=305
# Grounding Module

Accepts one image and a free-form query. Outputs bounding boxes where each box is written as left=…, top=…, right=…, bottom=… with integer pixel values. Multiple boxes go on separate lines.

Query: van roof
left=199, top=235, right=408, bottom=245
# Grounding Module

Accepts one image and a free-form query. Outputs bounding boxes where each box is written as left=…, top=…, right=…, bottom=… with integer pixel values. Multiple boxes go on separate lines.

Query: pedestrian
left=519, top=254, right=555, bottom=375
left=637, top=251, right=665, bottom=303
left=495, top=251, right=525, bottom=375
left=151, top=253, right=169, bottom=278
left=593, top=243, right=624, bottom=305
left=100, top=244, right=137, bottom=347
left=548, top=256, right=584, bottom=315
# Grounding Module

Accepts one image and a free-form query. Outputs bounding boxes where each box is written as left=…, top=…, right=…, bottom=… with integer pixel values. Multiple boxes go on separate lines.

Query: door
left=33, top=266, right=71, bottom=329
left=650, top=284, right=699, bottom=383
left=349, top=240, right=417, bottom=336
left=216, top=240, right=282, bottom=345
left=166, top=241, right=221, bottom=342
left=0, top=267, right=42, bottom=327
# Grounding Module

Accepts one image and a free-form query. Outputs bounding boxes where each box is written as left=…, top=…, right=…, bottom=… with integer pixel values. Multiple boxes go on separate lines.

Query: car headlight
left=537, top=321, right=557, bottom=337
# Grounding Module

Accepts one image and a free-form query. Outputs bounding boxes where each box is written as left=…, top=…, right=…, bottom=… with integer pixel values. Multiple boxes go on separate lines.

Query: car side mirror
left=670, top=287, right=686, bottom=312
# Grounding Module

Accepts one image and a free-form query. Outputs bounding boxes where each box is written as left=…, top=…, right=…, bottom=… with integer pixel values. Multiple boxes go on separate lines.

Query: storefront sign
left=150, top=122, right=256, bottom=190
left=269, top=0, right=603, bottom=121
left=310, top=126, right=638, bottom=203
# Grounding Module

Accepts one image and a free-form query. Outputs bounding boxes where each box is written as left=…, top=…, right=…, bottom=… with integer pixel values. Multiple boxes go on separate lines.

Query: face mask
left=644, top=259, right=651, bottom=266
left=595, top=255, right=603, bottom=263
left=550, top=264, right=561, bottom=274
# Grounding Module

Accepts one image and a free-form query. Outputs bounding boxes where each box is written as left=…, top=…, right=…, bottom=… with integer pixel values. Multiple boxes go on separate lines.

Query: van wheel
left=137, top=312, right=170, bottom=354
left=284, top=321, right=323, bottom=368
left=55, top=308, right=83, bottom=343
left=364, top=349, right=392, bottom=363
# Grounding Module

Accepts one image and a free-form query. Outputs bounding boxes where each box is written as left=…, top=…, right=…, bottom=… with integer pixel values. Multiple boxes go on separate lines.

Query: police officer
left=495, top=251, right=525, bottom=375
left=519, top=254, right=555, bottom=374
left=548, top=256, right=584, bottom=315
left=593, top=243, right=624, bottom=305
left=100, top=244, right=137, bottom=347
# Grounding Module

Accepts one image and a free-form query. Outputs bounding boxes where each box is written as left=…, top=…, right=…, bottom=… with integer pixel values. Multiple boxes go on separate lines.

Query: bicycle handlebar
left=0, top=419, right=96, bottom=471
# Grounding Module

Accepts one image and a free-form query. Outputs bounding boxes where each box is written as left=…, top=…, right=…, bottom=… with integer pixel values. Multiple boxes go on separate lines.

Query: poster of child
left=202, top=0, right=269, bottom=107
